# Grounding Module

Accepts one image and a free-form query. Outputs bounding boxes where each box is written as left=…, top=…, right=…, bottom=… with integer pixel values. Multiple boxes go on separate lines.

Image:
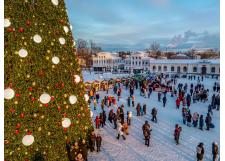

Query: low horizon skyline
left=65, top=0, right=220, bottom=51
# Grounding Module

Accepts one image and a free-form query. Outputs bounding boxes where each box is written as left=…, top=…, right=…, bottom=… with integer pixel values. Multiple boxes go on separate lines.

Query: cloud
left=167, top=30, right=219, bottom=49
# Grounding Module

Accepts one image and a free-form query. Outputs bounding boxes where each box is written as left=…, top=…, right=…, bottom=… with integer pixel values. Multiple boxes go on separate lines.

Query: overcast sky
left=65, top=0, right=220, bottom=51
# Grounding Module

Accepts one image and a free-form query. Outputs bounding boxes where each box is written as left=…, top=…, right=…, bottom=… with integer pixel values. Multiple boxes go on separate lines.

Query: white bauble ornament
left=33, top=34, right=42, bottom=43
left=59, top=37, right=65, bottom=45
left=4, top=88, right=15, bottom=100
left=52, top=56, right=60, bottom=64
left=69, top=95, right=77, bottom=104
left=63, top=26, right=69, bottom=33
left=40, top=93, right=51, bottom=104
left=51, top=0, right=58, bottom=5
left=70, top=25, right=73, bottom=30
left=84, top=94, right=89, bottom=102
left=90, top=111, right=93, bottom=117
left=73, top=41, right=76, bottom=46
left=22, top=135, right=34, bottom=146
left=4, top=19, right=11, bottom=27
left=18, top=49, right=28, bottom=58
left=74, top=75, right=81, bottom=83
left=62, top=118, right=71, bottom=128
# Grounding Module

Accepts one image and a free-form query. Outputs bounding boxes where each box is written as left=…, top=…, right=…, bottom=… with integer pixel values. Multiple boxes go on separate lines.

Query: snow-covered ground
left=83, top=71, right=220, bottom=161
left=82, top=71, right=130, bottom=82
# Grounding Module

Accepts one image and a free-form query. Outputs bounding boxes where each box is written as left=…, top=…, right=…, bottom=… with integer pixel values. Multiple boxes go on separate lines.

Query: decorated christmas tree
left=4, top=0, right=93, bottom=160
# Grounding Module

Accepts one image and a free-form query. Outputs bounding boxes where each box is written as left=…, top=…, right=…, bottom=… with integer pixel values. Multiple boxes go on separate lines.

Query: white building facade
left=92, top=52, right=124, bottom=72
left=93, top=52, right=220, bottom=75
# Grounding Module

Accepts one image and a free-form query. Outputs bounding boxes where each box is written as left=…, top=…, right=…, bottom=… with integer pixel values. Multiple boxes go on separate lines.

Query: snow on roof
left=150, top=59, right=220, bottom=65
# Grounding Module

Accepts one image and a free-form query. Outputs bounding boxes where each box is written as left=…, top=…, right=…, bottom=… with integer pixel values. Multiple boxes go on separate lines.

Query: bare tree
left=149, top=41, right=161, bottom=58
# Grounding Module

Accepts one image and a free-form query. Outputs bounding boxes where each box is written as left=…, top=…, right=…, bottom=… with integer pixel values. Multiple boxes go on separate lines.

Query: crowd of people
left=69, top=73, right=219, bottom=161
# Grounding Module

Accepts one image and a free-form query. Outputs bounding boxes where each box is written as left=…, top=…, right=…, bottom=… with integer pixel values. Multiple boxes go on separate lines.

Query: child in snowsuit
left=127, top=111, right=132, bottom=125
left=151, top=108, right=157, bottom=123
left=162, top=96, right=167, bottom=107
left=136, top=103, right=141, bottom=116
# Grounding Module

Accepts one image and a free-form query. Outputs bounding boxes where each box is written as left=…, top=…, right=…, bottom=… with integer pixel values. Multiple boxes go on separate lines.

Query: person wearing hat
left=96, top=134, right=102, bottom=152
left=212, top=142, right=219, bottom=161
left=196, top=142, right=204, bottom=161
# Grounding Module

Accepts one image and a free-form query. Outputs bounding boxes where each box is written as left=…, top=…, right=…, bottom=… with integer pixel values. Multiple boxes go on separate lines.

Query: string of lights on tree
left=4, top=0, right=93, bottom=160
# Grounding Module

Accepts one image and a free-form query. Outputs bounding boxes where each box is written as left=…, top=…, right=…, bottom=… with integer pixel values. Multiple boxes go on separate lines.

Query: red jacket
left=176, top=99, right=180, bottom=106
left=95, top=116, right=100, bottom=126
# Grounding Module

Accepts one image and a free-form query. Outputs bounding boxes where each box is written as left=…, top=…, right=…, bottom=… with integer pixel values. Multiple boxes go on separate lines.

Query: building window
left=164, top=66, right=167, bottom=72
left=183, top=66, right=187, bottom=72
left=177, top=66, right=181, bottom=73
left=171, top=66, right=174, bottom=71
left=136, top=57, right=138, bottom=59
left=139, top=57, right=141, bottom=59
left=193, top=67, right=197, bottom=72
left=139, top=62, right=141, bottom=65
left=158, top=66, right=161, bottom=71
left=153, top=66, right=156, bottom=71
left=136, top=62, right=137, bottom=65
left=211, top=67, right=215, bottom=73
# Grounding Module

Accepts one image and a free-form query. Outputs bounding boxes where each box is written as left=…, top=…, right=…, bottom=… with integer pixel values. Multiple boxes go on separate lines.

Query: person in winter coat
left=182, top=107, right=187, bottom=124
left=151, top=108, right=157, bottom=123
left=142, top=121, right=151, bottom=136
left=93, top=99, right=97, bottom=110
left=108, top=109, right=113, bottom=123
left=95, top=116, right=100, bottom=129
left=89, top=132, right=96, bottom=152
left=127, top=96, right=131, bottom=107
left=196, top=142, right=204, bottom=161
left=174, top=124, right=182, bottom=145
left=205, top=113, right=212, bottom=130
left=113, top=113, right=118, bottom=129
left=96, top=134, right=102, bottom=152
left=96, top=93, right=100, bottom=103
left=99, top=113, right=104, bottom=128
left=199, top=115, right=204, bottom=130
left=103, top=111, right=107, bottom=126
left=136, top=103, right=141, bottom=116
left=140, top=106, right=144, bottom=116
left=122, top=122, right=129, bottom=135
left=79, top=139, right=88, bottom=161
left=192, top=112, right=199, bottom=127
left=117, top=122, right=126, bottom=140
left=162, top=96, right=167, bottom=107
left=143, top=127, right=151, bottom=147
left=132, top=95, right=135, bottom=107
left=212, top=142, right=219, bottom=161
left=143, top=104, right=147, bottom=115
left=176, top=98, right=180, bottom=109
left=158, top=92, right=161, bottom=102
left=117, top=88, right=121, bottom=101
left=127, top=111, right=132, bottom=125
left=187, top=111, right=192, bottom=127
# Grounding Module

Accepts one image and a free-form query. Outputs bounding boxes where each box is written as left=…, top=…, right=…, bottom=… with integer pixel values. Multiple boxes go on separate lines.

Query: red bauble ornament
left=26, top=20, right=31, bottom=26
left=51, top=96, right=55, bottom=101
left=63, top=113, right=67, bottom=117
left=20, top=113, right=24, bottom=118
left=57, top=106, right=61, bottom=112
left=28, top=87, right=33, bottom=91
left=10, top=107, right=15, bottom=113
left=27, top=131, right=32, bottom=135
left=77, top=114, right=81, bottom=118
left=44, top=104, right=48, bottom=107
left=63, top=128, right=67, bottom=132
left=15, top=93, right=20, bottom=97
left=15, top=130, right=20, bottom=135
left=61, top=83, right=65, bottom=88
left=59, top=19, right=65, bottom=25
left=31, top=97, right=35, bottom=102
left=18, top=27, right=24, bottom=33
left=16, top=123, right=21, bottom=129
left=7, top=27, right=14, bottom=32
